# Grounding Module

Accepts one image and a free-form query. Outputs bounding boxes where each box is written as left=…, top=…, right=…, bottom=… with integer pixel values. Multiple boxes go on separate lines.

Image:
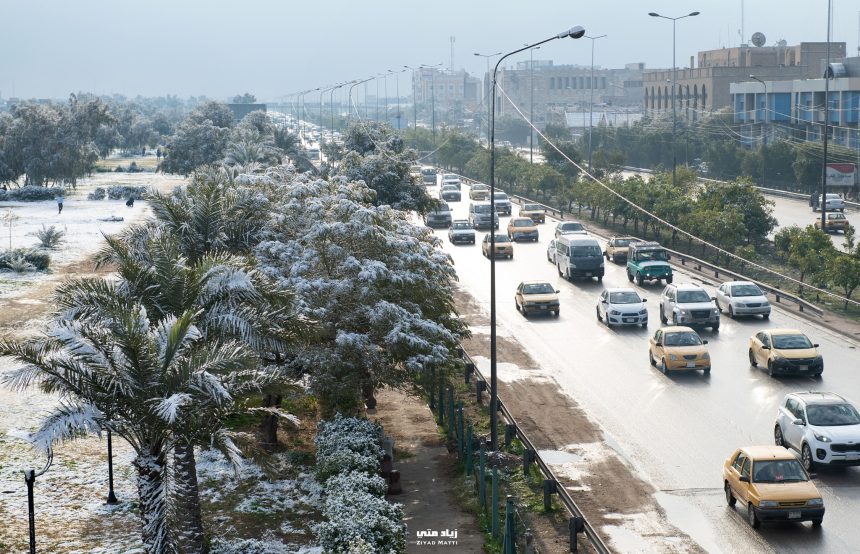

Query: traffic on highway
left=426, top=174, right=860, bottom=553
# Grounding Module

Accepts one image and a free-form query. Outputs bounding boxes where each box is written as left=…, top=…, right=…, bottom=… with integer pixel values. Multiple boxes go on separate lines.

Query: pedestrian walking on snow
left=56, top=194, right=64, bottom=214
left=125, top=197, right=135, bottom=208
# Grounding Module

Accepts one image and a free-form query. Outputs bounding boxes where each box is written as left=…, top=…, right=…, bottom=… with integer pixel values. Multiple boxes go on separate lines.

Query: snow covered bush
left=324, top=471, right=387, bottom=498
left=106, top=184, right=147, bottom=200
left=87, top=186, right=106, bottom=200
left=29, top=224, right=65, bottom=249
left=0, top=248, right=50, bottom=270
left=5, top=185, right=65, bottom=201
left=315, top=491, right=405, bottom=553
left=314, top=414, right=382, bottom=481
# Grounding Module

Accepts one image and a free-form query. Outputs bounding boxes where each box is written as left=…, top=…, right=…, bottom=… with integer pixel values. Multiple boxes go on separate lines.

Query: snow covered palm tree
left=0, top=303, right=258, bottom=554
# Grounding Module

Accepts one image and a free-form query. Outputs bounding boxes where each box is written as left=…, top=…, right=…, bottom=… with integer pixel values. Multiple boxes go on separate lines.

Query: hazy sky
left=2, top=0, right=859, bottom=101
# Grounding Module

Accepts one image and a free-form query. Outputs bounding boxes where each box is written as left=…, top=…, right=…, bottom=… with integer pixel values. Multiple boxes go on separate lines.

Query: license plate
left=686, top=362, right=696, bottom=368
left=585, top=272, right=592, bottom=277
left=788, top=511, right=801, bottom=519
left=799, top=365, right=808, bottom=371
left=846, top=454, right=860, bottom=461
left=624, top=318, right=634, bottom=323
left=539, top=306, right=547, bottom=310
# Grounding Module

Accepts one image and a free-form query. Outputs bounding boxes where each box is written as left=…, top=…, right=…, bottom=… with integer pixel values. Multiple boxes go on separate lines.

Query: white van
left=556, top=235, right=604, bottom=281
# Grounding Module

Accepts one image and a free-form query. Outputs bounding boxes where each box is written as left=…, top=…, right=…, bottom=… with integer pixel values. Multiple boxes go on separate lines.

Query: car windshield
left=474, top=205, right=492, bottom=213
left=443, top=174, right=457, bottom=180
left=614, top=238, right=632, bottom=247
left=772, top=334, right=813, bottom=349
left=513, top=219, right=532, bottom=227
left=523, top=204, right=543, bottom=211
left=433, top=203, right=450, bottom=212
left=493, top=193, right=509, bottom=201
left=636, top=249, right=668, bottom=261
left=452, top=222, right=471, bottom=230
left=473, top=185, right=488, bottom=191
left=663, top=332, right=702, bottom=346
left=806, top=403, right=860, bottom=426
left=523, top=283, right=555, bottom=294
left=828, top=213, right=845, bottom=220
left=609, top=291, right=641, bottom=304
left=493, top=234, right=510, bottom=243
left=752, top=459, right=807, bottom=483
left=677, top=290, right=711, bottom=303
left=442, top=185, right=458, bottom=191
left=560, top=222, right=584, bottom=232
left=571, top=245, right=601, bottom=257
left=731, top=284, right=763, bottom=297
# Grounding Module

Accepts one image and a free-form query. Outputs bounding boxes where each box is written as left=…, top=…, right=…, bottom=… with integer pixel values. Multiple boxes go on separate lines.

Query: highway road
left=430, top=179, right=860, bottom=553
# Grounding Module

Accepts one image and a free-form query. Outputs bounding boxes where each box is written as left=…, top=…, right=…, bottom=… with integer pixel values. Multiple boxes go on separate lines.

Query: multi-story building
left=644, top=42, right=847, bottom=119
left=730, top=56, right=860, bottom=150
left=413, top=68, right=481, bottom=109
left=492, top=61, right=645, bottom=127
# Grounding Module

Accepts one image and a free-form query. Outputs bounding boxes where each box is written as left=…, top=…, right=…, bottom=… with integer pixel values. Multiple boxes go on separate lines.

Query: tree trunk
left=172, top=442, right=206, bottom=554
left=134, top=447, right=170, bottom=554
left=260, top=393, right=283, bottom=450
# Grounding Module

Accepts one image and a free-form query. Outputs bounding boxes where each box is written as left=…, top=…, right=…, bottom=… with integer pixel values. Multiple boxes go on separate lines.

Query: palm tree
left=0, top=303, right=258, bottom=554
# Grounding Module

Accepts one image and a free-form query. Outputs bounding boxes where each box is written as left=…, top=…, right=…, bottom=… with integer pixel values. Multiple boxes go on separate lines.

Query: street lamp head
left=560, top=25, right=586, bottom=39
left=689, top=11, right=700, bottom=16
left=648, top=12, right=660, bottom=17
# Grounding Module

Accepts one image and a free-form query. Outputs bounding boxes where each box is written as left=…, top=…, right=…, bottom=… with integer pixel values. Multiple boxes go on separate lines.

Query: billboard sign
left=826, top=163, right=856, bottom=187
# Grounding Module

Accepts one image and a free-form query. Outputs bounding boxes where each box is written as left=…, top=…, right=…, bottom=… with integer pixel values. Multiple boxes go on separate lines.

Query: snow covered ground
left=0, top=171, right=322, bottom=552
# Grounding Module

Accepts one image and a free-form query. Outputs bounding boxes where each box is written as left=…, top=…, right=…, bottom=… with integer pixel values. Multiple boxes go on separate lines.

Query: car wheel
left=558, top=265, right=563, bottom=277
left=703, top=366, right=711, bottom=375
left=597, top=274, right=603, bottom=283
left=554, top=310, right=560, bottom=318
left=596, top=307, right=603, bottom=322
left=660, top=358, right=668, bottom=374
left=812, top=518, right=823, bottom=527
left=660, top=307, right=667, bottom=324
left=725, top=482, right=736, bottom=507
left=665, top=275, right=673, bottom=284
left=715, top=300, right=722, bottom=313
left=774, top=425, right=785, bottom=447
left=749, top=349, right=758, bottom=367
left=672, top=313, right=679, bottom=326
left=712, top=321, right=720, bottom=332
left=515, top=300, right=520, bottom=311
left=802, top=443, right=815, bottom=472
left=767, top=360, right=775, bottom=377
left=627, top=271, right=634, bottom=283
left=522, top=307, right=529, bottom=318
left=728, top=305, right=735, bottom=319
left=747, top=504, right=760, bottom=529
left=649, top=350, right=656, bottom=366
left=636, top=272, right=644, bottom=286
left=762, top=312, right=769, bottom=320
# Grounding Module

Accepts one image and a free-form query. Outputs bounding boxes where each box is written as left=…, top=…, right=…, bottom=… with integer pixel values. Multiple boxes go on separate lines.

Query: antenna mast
left=450, top=36, right=456, bottom=71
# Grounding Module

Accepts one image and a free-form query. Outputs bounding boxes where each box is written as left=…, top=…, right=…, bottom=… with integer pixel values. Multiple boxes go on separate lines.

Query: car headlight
left=610, top=310, right=621, bottom=316
left=669, top=354, right=678, bottom=361
left=759, top=500, right=779, bottom=508
left=808, top=498, right=824, bottom=507
left=813, top=432, right=832, bottom=443
left=702, top=352, right=710, bottom=360
left=639, top=309, right=647, bottom=315
left=679, top=309, right=689, bottom=316
left=570, top=263, right=577, bottom=269
left=712, top=308, right=719, bottom=315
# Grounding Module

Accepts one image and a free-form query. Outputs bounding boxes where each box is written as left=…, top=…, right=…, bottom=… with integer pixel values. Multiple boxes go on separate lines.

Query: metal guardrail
left=458, top=347, right=612, bottom=554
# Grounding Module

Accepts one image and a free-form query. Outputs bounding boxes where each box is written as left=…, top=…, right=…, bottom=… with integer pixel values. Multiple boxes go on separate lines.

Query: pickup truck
left=627, top=241, right=673, bottom=285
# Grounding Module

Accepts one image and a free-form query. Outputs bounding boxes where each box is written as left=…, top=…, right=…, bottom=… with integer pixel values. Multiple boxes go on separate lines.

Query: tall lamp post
left=299, top=88, right=319, bottom=142
left=488, top=25, right=586, bottom=450
left=586, top=34, right=607, bottom=170
left=474, top=51, right=502, bottom=149
left=821, top=0, right=833, bottom=230
left=749, top=74, right=767, bottom=188
left=348, top=77, right=373, bottom=124
left=319, top=84, right=338, bottom=144
left=649, top=10, right=700, bottom=184
left=330, top=81, right=349, bottom=139
left=526, top=44, right=541, bottom=163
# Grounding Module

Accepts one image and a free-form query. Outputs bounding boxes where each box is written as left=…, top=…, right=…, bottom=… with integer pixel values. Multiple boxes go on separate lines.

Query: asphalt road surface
left=429, top=178, right=860, bottom=553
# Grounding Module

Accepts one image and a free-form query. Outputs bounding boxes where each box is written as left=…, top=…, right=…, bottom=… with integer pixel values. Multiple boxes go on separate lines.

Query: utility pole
left=821, top=0, right=832, bottom=230
left=586, top=34, right=607, bottom=170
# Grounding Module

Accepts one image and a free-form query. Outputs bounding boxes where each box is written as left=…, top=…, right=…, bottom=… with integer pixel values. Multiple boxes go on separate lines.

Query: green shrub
left=29, top=225, right=65, bottom=249
left=0, top=249, right=51, bottom=271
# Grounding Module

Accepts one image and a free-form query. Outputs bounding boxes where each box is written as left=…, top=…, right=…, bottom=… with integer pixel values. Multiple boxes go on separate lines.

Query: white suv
left=715, top=281, right=771, bottom=319
left=813, top=193, right=845, bottom=212
left=659, top=283, right=720, bottom=330
left=775, top=392, right=860, bottom=471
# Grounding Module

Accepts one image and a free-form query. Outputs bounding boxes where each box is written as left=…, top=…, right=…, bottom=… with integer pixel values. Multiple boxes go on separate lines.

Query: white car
left=596, top=288, right=648, bottom=327
left=659, top=283, right=720, bottom=330
left=441, top=174, right=461, bottom=190
left=775, top=392, right=860, bottom=471
left=546, top=239, right=557, bottom=263
left=715, top=281, right=771, bottom=319
left=813, top=193, right=845, bottom=212
left=554, top=221, right=587, bottom=238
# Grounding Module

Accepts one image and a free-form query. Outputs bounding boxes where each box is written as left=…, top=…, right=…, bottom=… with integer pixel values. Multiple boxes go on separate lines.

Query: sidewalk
left=372, top=388, right=484, bottom=553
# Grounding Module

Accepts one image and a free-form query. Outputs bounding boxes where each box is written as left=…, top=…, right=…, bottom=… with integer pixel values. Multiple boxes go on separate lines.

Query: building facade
left=644, top=42, right=847, bottom=118
left=413, top=68, right=480, bottom=109
left=493, top=61, right=645, bottom=127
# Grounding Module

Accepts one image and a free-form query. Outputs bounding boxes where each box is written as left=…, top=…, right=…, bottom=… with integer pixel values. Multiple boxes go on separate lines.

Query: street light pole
left=488, top=25, right=586, bottom=450
left=299, top=88, right=319, bottom=142
left=348, top=77, right=373, bottom=124
left=331, top=82, right=348, bottom=140
left=586, top=34, right=607, bottom=170
left=750, top=75, right=767, bottom=188
left=821, top=0, right=832, bottom=230
left=526, top=45, right=541, bottom=163
left=474, top=51, right=502, bottom=149
left=649, top=11, right=700, bottom=184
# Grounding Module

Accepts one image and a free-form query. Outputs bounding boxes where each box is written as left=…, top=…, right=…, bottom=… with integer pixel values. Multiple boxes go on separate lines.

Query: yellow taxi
left=519, top=203, right=546, bottom=224
left=482, top=233, right=513, bottom=259
left=748, top=329, right=823, bottom=377
left=814, top=211, right=849, bottom=233
left=506, top=217, right=539, bottom=242
left=514, top=281, right=560, bottom=317
left=648, top=326, right=710, bottom=374
left=723, top=445, right=824, bottom=529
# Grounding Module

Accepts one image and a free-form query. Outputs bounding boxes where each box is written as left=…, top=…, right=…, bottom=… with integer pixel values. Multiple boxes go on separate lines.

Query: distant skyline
left=2, top=0, right=859, bottom=101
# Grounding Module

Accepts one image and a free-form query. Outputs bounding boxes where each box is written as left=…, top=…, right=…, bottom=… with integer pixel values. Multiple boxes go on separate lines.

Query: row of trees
left=1, top=119, right=462, bottom=552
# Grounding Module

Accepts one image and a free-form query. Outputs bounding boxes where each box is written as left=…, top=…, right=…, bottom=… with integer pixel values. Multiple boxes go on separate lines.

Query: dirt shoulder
left=456, top=290, right=704, bottom=553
